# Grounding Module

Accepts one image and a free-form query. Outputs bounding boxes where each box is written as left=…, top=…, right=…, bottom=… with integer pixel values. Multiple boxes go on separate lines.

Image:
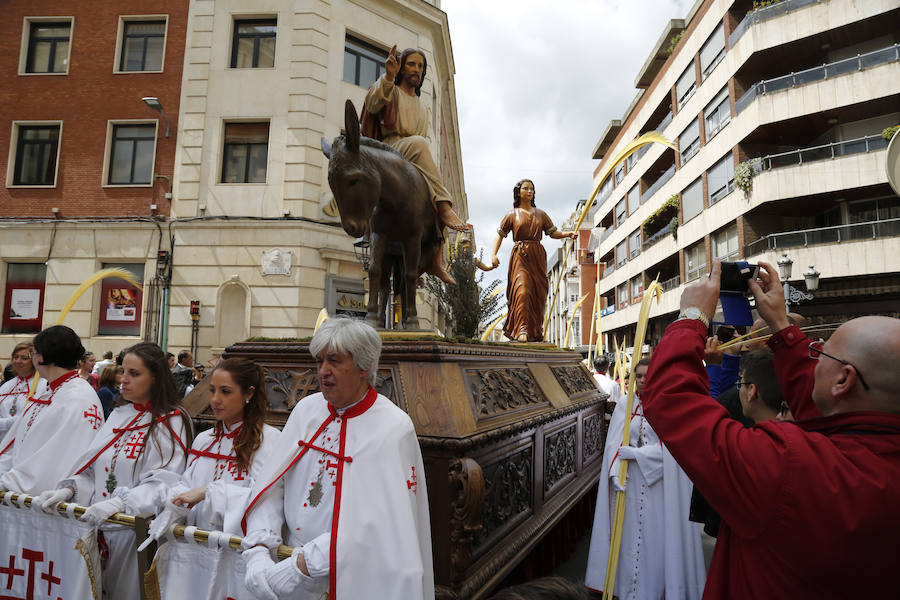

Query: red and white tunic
left=0, top=372, right=102, bottom=494
left=242, top=389, right=434, bottom=600
left=149, top=420, right=280, bottom=534
left=0, top=375, right=47, bottom=439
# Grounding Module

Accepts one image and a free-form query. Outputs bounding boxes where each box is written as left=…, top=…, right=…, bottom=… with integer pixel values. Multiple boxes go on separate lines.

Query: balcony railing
left=661, top=275, right=681, bottom=292
left=641, top=163, right=676, bottom=204
left=758, top=134, right=888, bottom=171
left=729, top=0, right=822, bottom=47
left=735, top=44, right=900, bottom=115
left=745, top=217, right=900, bottom=256
left=642, top=223, right=673, bottom=250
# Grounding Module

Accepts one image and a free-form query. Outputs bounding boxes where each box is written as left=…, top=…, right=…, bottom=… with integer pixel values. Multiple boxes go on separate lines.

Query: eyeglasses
left=808, top=340, right=870, bottom=391
left=735, top=380, right=750, bottom=390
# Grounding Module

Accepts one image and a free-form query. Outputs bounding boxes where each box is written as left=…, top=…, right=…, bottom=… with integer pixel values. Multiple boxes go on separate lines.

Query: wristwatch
left=677, top=307, right=710, bottom=327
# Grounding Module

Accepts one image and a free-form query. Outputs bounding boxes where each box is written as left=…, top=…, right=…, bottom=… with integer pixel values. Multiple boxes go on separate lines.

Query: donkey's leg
left=401, top=237, right=422, bottom=329
left=366, top=237, right=386, bottom=326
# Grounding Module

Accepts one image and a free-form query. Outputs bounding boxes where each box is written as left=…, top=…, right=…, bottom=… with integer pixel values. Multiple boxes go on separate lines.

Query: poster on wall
left=105, top=287, right=137, bottom=321
left=8, top=288, right=40, bottom=320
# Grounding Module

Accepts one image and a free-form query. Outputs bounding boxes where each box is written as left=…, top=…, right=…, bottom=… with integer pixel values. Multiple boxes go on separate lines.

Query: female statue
left=490, top=179, right=577, bottom=342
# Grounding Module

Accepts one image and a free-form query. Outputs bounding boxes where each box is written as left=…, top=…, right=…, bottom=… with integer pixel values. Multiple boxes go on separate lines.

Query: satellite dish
left=887, top=131, right=900, bottom=197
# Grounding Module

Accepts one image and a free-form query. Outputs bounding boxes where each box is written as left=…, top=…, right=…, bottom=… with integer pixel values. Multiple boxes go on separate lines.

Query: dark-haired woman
left=0, top=326, right=103, bottom=494
left=141, top=357, right=279, bottom=542
left=96, top=364, right=122, bottom=419
left=38, top=342, right=192, bottom=600
left=0, top=342, right=47, bottom=440
left=490, top=179, right=577, bottom=342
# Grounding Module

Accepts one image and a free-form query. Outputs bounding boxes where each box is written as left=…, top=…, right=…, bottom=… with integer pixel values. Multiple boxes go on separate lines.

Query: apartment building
left=590, top=0, right=900, bottom=348
left=0, top=0, right=467, bottom=362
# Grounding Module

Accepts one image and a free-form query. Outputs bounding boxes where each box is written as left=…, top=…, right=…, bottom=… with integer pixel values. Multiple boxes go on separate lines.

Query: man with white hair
left=240, top=316, right=433, bottom=600
left=642, top=260, right=900, bottom=598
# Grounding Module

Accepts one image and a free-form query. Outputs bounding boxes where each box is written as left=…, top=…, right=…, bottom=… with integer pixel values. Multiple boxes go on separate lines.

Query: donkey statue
left=321, top=99, right=442, bottom=329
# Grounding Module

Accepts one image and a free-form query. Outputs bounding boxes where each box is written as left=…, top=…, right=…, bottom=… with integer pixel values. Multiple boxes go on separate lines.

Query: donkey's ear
left=321, top=137, right=332, bottom=158
left=344, top=99, right=360, bottom=153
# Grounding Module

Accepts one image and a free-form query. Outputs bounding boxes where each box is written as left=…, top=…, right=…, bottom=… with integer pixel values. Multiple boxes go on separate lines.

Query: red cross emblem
left=226, top=461, right=246, bottom=481
left=1, top=548, right=61, bottom=599
left=325, top=460, right=340, bottom=480
left=1, top=554, right=24, bottom=589
left=83, top=405, right=102, bottom=430
left=124, top=432, right=146, bottom=460
left=406, top=466, right=417, bottom=495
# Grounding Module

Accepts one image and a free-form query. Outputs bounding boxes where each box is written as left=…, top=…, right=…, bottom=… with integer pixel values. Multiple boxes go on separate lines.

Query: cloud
left=442, top=0, right=694, bottom=287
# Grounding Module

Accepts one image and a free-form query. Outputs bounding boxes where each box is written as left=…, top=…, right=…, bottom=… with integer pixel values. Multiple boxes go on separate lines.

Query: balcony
left=660, top=275, right=681, bottom=292
left=745, top=217, right=900, bottom=255
left=640, top=164, right=676, bottom=204
left=729, top=0, right=822, bottom=47
left=735, top=44, right=900, bottom=115
left=642, top=223, right=674, bottom=250
left=758, top=134, right=889, bottom=172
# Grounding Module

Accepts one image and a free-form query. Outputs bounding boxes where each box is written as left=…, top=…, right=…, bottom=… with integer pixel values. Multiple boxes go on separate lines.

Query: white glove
left=617, top=445, right=638, bottom=461
left=266, top=548, right=303, bottom=596
left=38, top=487, right=74, bottom=514
left=137, top=501, right=190, bottom=552
left=80, top=497, right=126, bottom=526
left=243, top=545, right=277, bottom=600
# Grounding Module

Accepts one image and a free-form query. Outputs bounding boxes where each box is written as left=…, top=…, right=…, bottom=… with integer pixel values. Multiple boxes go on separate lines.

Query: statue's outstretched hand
left=385, top=45, right=400, bottom=80
left=491, top=255, right=500, bottom=269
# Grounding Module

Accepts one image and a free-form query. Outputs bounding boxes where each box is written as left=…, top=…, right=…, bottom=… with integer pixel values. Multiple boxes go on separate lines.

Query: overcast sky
left=441, top=0, right=694, bottom=289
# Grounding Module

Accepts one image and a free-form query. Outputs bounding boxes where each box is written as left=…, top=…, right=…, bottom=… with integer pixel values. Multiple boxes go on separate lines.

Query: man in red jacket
left=642, top=260, right=900, bottom=598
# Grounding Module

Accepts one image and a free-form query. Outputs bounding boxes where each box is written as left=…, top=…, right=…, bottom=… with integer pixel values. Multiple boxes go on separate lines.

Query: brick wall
left=0, top=1, right=188, bottom=218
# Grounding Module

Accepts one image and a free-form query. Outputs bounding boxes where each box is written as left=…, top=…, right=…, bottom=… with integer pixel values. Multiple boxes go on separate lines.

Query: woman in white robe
left=0, top=342, right=47, bottom=440
left=38, top=342, right=192, bottom=600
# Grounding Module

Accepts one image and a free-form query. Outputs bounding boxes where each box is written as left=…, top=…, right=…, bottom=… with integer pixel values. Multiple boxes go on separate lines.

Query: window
left=714, top=225, right=739, bottom=261
left=682, top=178, right=703, bottom=222
left=631, top=276, right=643, bottom=303
left=119, top=20, right=166, bottom=72
left=618, top=284, right=629, bottom=309
left=232, top=19, right=276, bottom=68
left=627, top=184, right=640, bottom=215
left=25, top=21, right=71, bottom=74
left=679, top=118, right=700, bottom=164
left=616, top=240, right=627, bottom=268
left=108, top=124, right=155, bottom=185
left=676, top=64, right=696, bottom=110
left=98, top=263, right=144, bottom=336
left=704, top=87, right=731, bottom=140
left=699, top=23, right=725, bottom=79
left=2, top=263, right=46, bottom=334
left=344, top=35, right=388, bottom=88
left=615, top=199, right=626, bottom=226
left=685, top=242, right=707, bottom=282
left=707, top=154, right=735, bottom=205
left=626, top=152, right=637, bottom=172
left=614, top=164, right=625, bottom=185
left=222, top=122, right=269, bottom=183
left=12, top=124, right=61, bottom=186
left=629, top=229, right=641, bottom=259
left=598, top=177, right=613, bottom=203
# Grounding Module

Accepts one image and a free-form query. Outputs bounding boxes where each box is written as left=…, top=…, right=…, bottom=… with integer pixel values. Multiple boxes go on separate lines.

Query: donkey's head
left=321, top=100, right=379, bottom=239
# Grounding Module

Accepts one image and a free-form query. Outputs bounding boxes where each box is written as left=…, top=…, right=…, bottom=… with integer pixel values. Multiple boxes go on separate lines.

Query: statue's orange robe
left=499, top=208, right=556, bottom=342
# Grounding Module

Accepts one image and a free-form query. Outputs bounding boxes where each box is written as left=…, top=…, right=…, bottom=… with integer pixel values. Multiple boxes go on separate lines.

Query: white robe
left=593, top=372, right=619, bottom=399
left=243, top=389, right=434, bottom=600
left=62, top=403, right=190, bottom=600
left=151, top=421, right=281, bottom=534
left=0, top=372, right=103, bottom=494
left=585, top=393, right=706, bottom=600
left=0, top=375, right=47, bottom=440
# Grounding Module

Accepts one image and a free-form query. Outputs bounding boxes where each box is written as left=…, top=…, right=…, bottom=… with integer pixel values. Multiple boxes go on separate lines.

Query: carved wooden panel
left=550, top=365, right=596, bottom=397
left=476, top=447, right=533, bottom=549
left=467, top=368, right=546, bottom=420
left=544, top=424, right=576, bottom=493
left=583, top=413, right=603, bottom=463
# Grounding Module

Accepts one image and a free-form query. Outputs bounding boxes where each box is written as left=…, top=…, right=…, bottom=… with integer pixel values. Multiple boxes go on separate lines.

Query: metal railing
left=729, top=0, right=821, bottom=47
left=642, top=223, right=674, bottom=250
left=657, top=111, right=673, bottom=134
left=641, top=164, right=676, bottom=204
left=661, top=275, right=681, bottom=292
left=758, top=134, right=888, bottom=171
left=745, top=217, right=900, bottom=255
left=735, top=44, right=900, bottom=114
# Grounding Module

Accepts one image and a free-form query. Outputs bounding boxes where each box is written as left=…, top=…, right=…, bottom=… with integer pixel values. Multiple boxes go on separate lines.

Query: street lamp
left=777, top=253, right=819, bottom=311
left=353, top=236, right=371, bottom=272
left=141, top=96, right=171, bottom=138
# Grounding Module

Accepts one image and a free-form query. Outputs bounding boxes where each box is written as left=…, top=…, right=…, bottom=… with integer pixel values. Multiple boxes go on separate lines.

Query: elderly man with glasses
left=640, top=260, right=900, bottom=599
